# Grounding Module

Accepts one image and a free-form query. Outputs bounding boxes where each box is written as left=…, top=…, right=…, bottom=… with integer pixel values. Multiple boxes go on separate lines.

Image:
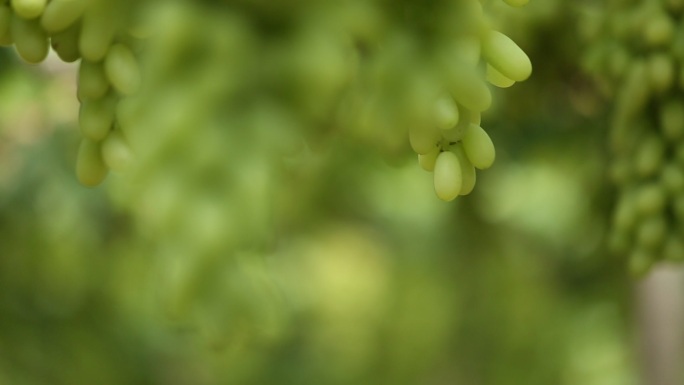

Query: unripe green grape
left=637, top=215, right=667, bottom=249
left=79, top=94, right=117, bottom=141
left=446, top=64, right=492, bottom=112
left=452, top=143, right=476, bottom=195
left=614, top=61, right=649, bottom=126
left=101, top=129, right=133, bottom=172
left=10, top=13, right=48, bottom=63
left=659, top=98, right=684, bottom=140
left=78, top=60, right=110, bottom=100
left=40, top=0, right=86, bottom=33
left=635, top=183, right=666, bottom=216
left=450, top=36, right=481, bottom=68
left=662, top=163, right=684, bottom=194
left=433, top=151, right=462, bottom=202
left=409, top=124, right=441, bottom=155
left=418, top=147, right=440, bottom=172
left=76, top=138, right=108, bottom=187
left=486, top=64, right=515, bottom=88
left=0, top=5, right=11, bottom=46
left=462, top=123, right=495, bottom=170
left=503, top=0, right=529, bottom=6
left=104, top=43, right=142, bottom=95
left=634, top=134, right=664, bottom=178
left=433, top=96, right=459, bottom=130
left=643, top=12, right=674, bottom=47
left=613, top=192, right=637, bottom=231
left=50, top=21, right=80, bottom=62
left=11, top=0, right=46, bottom=20
left=481, top=30, right=532, bottom=82
left=79, top=1, right=118, bottom=61
left=647, top=53, right=674, bottom=93
left=441, top=105, right=470, bottom=142
left=471, top=111, right=481, bottom=125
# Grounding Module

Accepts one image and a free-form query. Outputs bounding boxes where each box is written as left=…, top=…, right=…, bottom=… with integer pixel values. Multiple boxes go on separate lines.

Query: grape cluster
left=583, top=0, right=684, bottom=274
left=0, top=0, right=141, bottom=186
left=412, top=17, right=532, bottom=201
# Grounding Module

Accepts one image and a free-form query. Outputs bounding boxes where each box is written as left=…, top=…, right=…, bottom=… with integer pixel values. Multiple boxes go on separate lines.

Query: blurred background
left=1, top=1, right=682, bottom=384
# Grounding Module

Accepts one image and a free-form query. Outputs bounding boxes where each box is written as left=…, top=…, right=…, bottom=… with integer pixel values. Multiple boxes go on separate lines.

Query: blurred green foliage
left=0, top=1, right=643, bottom=385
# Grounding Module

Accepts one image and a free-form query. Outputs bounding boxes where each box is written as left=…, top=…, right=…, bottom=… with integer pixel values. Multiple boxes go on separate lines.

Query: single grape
left=50, top=21, right=80, bottom=62
left=40, top=0, right=86, bottom=34
left=10, top=13, right=48, bottom=63
left=451, top=143, right=476, bottom=195
left=76, top=139, right=108, bottom=187
left=78, top=60, right=110, bottom=100
left=102, top=129, right=134, bottom=172
left=461, top=123, right=495, bottom=170
left=433, top=151, right=463, bottom=202
left=79, top=94, right=117, bottom=141
left=11, top=0, right=46, bottom=20
left=418, top=147, right=440, bottom=172
left=481, top=30, right=532, bottom=82
left=104, top=43, right=141, bottom=95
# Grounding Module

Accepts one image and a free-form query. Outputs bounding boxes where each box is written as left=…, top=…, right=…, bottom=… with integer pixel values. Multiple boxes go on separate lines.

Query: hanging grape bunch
left=584, top=0, right=684, bottom=274
left=0, top=0, right=531, bottom=202
left=0, top=0, right=140, bottom=186
left=409, top=1, right=532, bottom=201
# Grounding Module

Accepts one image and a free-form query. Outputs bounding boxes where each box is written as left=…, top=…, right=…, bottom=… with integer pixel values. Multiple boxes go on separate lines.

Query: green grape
left=101, top=129, right=133, bottom=172
left=461, top=123, right=495, bottom=170
left=433, top=96, right=459, bottom=130
left=614, top=60, right=649, bottom=125
left=613, top=192, right=637, bottom=232
left=450, top=36, right=481, bottom=68
left=634, top=134, right=665, bottom=178
left=78, top=60, right=110, bottom=100
left=635, top=183, right=666, bottom=216
left=643, top=11, right=674, bottom=46
left=104, top=43, right=141, bottom=95
left=441, top=105, right=470, bottom=142
left=76, top=138, right=108, bottom=187
left=433, top=151, right=462, bottom=202
left=418, top=147, right=440, bottom=172
left=445, top=64, right=492, bottom=112
left=452, top=143, right=476, bottom=196
left=409, top=124, right=441, bottom=155
left=50, top=21, right=80, bottom=62
left=647, top=52, right=674, bottom=93
left=9, top=13, right=47, bottom=63
left=659, top=97, right=684, bottom=140
left=486, top=64, right=515, bottom=88
left=481, top=30, right=532, bottom=82
left=10, top=0, right=46, bottom=20
left=79, top=1, right=119, bottom=62
left=40, top=0, right=86, bottom=34
left=661, top=163, right=684, bottom=193
left=79, top=94, right=117, bottom=141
